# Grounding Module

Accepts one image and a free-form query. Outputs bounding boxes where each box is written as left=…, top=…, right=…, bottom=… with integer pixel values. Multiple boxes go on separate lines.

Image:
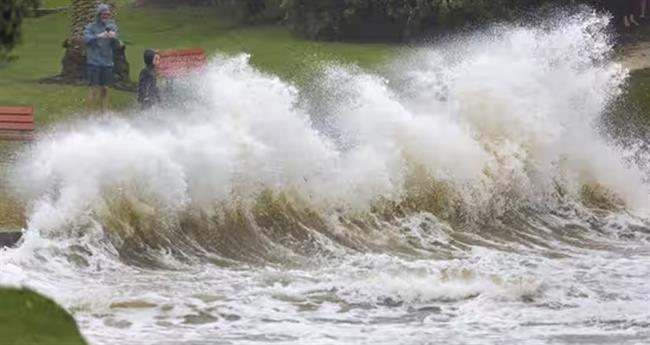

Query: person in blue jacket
left=83, top=4, right=120, bottom=115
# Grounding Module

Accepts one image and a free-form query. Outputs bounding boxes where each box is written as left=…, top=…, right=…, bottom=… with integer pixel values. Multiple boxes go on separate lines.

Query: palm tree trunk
left=58, top=0, right=98, bottom=81
left=53, top=0, right=131, bottom=89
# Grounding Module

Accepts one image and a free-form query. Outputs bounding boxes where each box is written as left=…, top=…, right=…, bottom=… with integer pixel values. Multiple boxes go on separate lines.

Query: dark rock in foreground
left=0, top=232, right=22, bottom=248
left=0, top=288, right=87, bottom=345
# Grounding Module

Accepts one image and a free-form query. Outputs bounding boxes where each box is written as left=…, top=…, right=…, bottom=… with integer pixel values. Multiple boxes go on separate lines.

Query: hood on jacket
left=97, top=4, right=111, bottom=21
left=144, top=49, right=157, bottom=67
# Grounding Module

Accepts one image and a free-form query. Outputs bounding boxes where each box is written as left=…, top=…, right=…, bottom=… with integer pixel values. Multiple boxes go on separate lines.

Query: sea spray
left=1, top=10, right=649, bottom=345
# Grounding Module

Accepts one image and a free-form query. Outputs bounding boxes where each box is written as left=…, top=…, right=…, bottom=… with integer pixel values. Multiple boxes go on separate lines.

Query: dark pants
left=87, top=65, right=114, bottom=87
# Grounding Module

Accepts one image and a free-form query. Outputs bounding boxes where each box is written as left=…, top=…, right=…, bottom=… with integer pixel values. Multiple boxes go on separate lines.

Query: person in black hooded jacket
left=138, top=49, right=161, bottom=109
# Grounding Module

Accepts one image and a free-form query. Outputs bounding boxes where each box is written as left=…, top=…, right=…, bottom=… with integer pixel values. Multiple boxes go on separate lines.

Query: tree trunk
left=47, top=0, right=132, bottom=90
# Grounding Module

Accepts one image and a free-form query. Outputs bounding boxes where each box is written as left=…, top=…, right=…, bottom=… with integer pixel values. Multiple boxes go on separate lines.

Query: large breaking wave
left=4, top=11, right=649, bottom=267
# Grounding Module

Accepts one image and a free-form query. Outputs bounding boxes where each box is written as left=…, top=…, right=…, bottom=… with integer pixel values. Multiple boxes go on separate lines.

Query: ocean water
left=1, top=11, right=649, bottom=345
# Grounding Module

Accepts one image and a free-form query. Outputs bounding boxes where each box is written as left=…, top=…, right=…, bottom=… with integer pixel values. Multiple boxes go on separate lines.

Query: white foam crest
left=320, top=67, right=489, bottom=183
left=389, top=12, right=648, bottom=212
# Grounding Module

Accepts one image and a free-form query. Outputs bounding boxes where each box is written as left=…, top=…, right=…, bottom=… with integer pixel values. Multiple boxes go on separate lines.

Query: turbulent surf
left=1, top=11, right=649, bottom=345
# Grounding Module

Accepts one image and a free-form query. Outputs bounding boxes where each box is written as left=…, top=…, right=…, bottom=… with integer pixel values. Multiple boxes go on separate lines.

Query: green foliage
left=0, top=0, right=39, bottom=61
left=0, top=288, right=87, bottom=345
left=141, top=0, right=284, bottom=24
left=245, top=0, right=284, bottom=23
left=281, top=0, right=596, bottom=40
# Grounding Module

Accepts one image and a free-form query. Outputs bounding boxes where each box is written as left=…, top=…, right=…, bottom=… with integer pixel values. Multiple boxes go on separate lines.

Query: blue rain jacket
left=83, top=19, right=119, bottom=67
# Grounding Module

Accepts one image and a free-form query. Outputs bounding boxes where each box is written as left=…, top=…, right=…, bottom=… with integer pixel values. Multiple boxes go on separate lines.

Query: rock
left=379, top=297, right=404, bottom=307
left=183, top=311, right=219, bottom=325
left=0, top=232, right=22, bottom=248
left=219, top=313, right=241, bottom=321
left=417, top=306, right=442, bottom=313
left=109, top=301, right=157, bottom=309
left=0, top=288, right=87, bottom=345
left=103, top=318, right=132, bottom=329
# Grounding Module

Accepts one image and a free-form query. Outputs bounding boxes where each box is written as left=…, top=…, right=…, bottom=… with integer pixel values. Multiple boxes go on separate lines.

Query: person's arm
left=110, top=23, right=119, bottom=39
left=108, top=23, right=122, bottom=49
left=83, top=24, right=98, bottom=45
left=154, top=78, right=161, bottom=103
left=84, top=23, right=108, bottom=45
left=137, top=71, right=147, bottom=104
left=106, top=23, right=118, bottom=40
left=138, top=70, right=153, bottom=104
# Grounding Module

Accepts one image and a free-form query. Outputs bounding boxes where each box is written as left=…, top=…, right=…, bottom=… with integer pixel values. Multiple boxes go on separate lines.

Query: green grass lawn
left=0, top=288, right=87, bottom=345
left=604, top=67, right=650, bottom=143
left=1, top=2, right=394, bottom=127
left=41, top=0, right=72, bottom=7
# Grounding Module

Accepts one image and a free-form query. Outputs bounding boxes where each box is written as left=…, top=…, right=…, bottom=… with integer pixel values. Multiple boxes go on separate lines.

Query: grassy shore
left=41, top=0, right=71, bottom=7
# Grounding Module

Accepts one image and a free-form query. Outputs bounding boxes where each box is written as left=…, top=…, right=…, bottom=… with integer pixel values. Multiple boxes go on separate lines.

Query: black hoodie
left=138, top=49, right=161, bottom=109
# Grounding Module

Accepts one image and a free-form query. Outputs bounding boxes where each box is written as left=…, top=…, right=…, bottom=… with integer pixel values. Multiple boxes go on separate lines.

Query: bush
left=138, top=0, right=283, bottom=23
left=0, top=0, right=39, bottom=61
left=243, top=0, right=284, bottom=23
left=281, top=0, right=601, bottom=41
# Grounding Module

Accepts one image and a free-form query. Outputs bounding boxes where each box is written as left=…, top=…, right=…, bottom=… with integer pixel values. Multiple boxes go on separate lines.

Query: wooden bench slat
left=158, top=62, right=205, bottom=70
left=0, top=115, right=35, bottom=123
left=0, top=131, right=34, bottom=141
left=159, top=56, right=205, bottom=63
left=159, top=52, right=205, bottom=58
left=0, top=107, right=33, bottom=115
left=0, top=106, right=34, bottom=141
left=0, top=122, right=34, bottom=130
left=158, top=59, right=205, bottom=66
left=159, top=48, right=205, bottom=57
left=157, top=48, right=206, bottom=78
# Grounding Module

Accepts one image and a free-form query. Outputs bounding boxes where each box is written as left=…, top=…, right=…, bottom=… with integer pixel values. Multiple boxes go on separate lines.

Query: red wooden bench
left=157, top=48, right=207, bottom=78
left=0, top=107, right=34, bottom=141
